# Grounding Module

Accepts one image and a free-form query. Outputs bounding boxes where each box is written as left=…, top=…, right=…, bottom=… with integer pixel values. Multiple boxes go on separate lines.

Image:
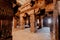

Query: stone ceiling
left=16, top=0, right=31, bottom=5
left=16, top=0, right=54, bottom=12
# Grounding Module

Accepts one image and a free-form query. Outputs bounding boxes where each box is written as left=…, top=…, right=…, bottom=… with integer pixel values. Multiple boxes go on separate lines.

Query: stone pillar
left=52, top=3, right=58, bottom=40
left=20, top=14, right=25, bottom=30
left=30, top=14, right=36, bottom=32
left=51, top=13, right=55, bottom=40
left=13, top=17, right=17, bottom=29
left=39, top=16, right=43, bottom=29
left=53, top=12, right=58, bottom=40
left=38, top=16, right=41, bottom=29
left=57, top=1, right=60, bottom=40
left=41, top=16, right=43, bottom=28
left=51, top=0, right=57, bottom=40
left=35, top=15, right=37, bottom=28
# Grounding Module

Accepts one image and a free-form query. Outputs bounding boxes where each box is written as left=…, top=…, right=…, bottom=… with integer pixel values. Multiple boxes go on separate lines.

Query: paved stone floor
left=12, top=27, right=51, bottom=40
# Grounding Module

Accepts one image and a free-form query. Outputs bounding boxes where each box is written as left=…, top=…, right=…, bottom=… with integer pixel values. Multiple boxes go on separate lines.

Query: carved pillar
left=41, top=16, right=43, bottom=28
left=53, top=11, right=58, bottom=40
left=20, top=14, right=25, bottom=30
left=35, top=15, right=37, bottom=28
left=39, top=16, right=43, bottom=29
left=51, top=13, right=55, bottom=40
left=13, top=17, right=17, bottom=29
left=30, top=14, right=36, bottom=32
left=52, top=0, right=58, bottom=40
left=57, top=1, right=60, bottom=40
left=38, top=16, right=41, bottom=29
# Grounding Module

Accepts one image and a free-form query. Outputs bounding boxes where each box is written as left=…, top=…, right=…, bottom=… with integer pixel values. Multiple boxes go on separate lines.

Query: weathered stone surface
left=0, top=0, right=13, bottom=20
left=30, top=14, right=36, bottom=32
left=20, top=14, right=25, bottom=30
left=0, top=0, right=13, bottom=40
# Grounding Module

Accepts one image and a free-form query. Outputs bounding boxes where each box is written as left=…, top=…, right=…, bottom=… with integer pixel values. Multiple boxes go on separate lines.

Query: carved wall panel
left=0, top=0, right=13, bottom=40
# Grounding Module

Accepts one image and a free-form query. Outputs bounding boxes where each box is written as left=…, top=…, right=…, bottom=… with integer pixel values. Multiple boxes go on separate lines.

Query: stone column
left=39, top=16, right=43, bottom=29
left=52, top=2, right=58, bottom=40
left=20, top=14, right=25, bottom=30
left=13, top=17, right=17, bottom=29
left=38, top=16, right=41, bottom=29
left=53, top=11, right=58, bottom=40
left=41, top=16, right=43, bottom=28
left=30, top=14, right=36, bottom=32
left=51, top=13, right=55, bottom=40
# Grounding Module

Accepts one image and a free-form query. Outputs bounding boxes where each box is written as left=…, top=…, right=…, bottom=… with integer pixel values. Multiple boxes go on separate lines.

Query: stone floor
left=12, top=27, right=51, bottom=40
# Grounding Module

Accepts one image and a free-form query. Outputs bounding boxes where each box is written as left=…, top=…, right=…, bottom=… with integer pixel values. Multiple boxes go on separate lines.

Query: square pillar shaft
left=20, top=15, right=25, bottom=30
left=13, top=17, right=17, bottom=29
left=30, top=14, right=36, bottom=32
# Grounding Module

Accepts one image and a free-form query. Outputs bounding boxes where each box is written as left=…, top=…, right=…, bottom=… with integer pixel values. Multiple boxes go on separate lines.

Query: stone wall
left=0, top=0, right=13, bottom=20
left=0, top=0, right=13, bottom=40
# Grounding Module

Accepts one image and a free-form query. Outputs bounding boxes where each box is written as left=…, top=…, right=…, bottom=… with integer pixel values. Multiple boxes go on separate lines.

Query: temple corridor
left=0, top=0, right=59, bottom=40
